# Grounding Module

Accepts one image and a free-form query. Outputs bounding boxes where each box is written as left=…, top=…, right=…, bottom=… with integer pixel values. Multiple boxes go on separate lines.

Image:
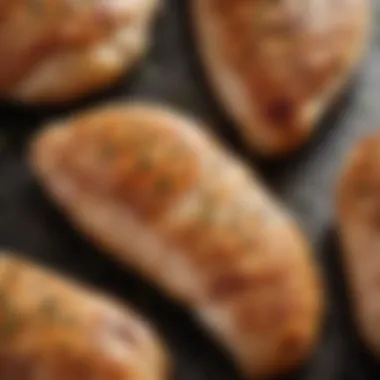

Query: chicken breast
left=337, top=133, right=380, bottom=356
left=0, top=252, right=167, bottom=380
left=192, top=0, right=369, bottom=156
left=0, top=0, right=160, bottom=104
left=30, top=102, right=323, bottom=378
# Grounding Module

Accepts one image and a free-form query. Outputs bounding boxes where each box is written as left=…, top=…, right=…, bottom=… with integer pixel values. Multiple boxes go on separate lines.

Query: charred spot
left=136, top=154, right=154, bottom=171
left=154, top=177, right=171, bottom=194
left=265, top=97, right=295, bottom=126
left=210, top=273, right=252, bottom=300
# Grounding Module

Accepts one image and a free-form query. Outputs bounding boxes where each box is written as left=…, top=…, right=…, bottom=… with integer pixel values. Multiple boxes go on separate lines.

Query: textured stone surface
left=0, top=1, right=379, bottom=379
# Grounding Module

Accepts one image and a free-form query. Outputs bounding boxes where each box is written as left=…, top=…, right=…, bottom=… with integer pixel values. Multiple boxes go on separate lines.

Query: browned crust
left=0, top=253, right=168, bottom=380
left=0, top=0, right=160, bottom=104
left=30, top=103, right=323, bottom=378
left=0, top=0, right=119, bottom=89
left=192, top=0, right=370, bottom=156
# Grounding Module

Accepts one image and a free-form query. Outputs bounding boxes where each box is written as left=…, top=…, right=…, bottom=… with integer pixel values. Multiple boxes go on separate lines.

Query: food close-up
left=0, top=0, right=160, bottom=104
left=0, top=0, right=379, bottom=380
left=192, top=0, right=369, bottom=156
left=31, top=103, right=323, bottom=378
left=0, top=253, right=167, bottom=380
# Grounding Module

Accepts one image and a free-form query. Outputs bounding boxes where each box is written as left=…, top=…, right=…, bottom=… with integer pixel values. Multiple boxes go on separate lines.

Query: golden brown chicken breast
left=30, top=103, right=323, bottom=378
left=0, top=252, right=167, bottom=380
left=337, top=133, right=380, bottom=357
left=0, top=0, right=160, bottom=104
left=192, top=0, right=369, bottom=156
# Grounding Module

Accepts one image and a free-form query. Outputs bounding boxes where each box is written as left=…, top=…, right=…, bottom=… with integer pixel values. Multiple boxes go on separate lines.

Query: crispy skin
left=0, top=0, right=160, bottom=104
left=30, top=103, right=323, bottom=378
left=0, top=253, right=167, bottom=380
left=337, top=134, right=380, bottom=356
left=192, top=0, right=369, bottom=156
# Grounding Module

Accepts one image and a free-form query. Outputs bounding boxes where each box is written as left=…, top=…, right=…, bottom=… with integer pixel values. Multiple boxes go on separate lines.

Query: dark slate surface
left=0, top=1, right=379, bottom=379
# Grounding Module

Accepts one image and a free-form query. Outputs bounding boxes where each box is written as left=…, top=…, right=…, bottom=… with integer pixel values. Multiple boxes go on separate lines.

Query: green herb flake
left=39, top=297, right=77, bottom=326
left=0, top=310, right=21, bottom=341
left=137, top=154, right=153, bottom=171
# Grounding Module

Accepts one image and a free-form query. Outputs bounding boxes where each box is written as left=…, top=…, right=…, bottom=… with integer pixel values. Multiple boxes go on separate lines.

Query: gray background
left=0, top=1, right=379, bottom=379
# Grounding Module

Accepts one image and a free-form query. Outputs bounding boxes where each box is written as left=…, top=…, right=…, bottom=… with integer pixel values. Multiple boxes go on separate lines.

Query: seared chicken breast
left=31, top=103, right=323, bottom=377
left=0, top=0, right=160, bottom=104
left=192, top=0, right=369, bottom=156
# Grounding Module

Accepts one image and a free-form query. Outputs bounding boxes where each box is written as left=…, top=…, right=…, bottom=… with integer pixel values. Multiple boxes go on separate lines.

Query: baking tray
left=0, top=1, right=379, bottom=379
